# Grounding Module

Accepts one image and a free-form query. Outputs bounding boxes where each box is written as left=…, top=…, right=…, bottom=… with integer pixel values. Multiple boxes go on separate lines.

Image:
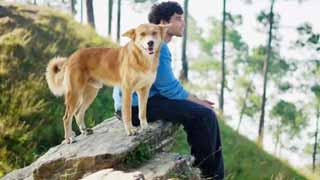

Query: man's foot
left=201, top=177, right=214, bottom=180
left=201, top=174, right=224, bottom=180
left=115, top=112, right=122, bottom=120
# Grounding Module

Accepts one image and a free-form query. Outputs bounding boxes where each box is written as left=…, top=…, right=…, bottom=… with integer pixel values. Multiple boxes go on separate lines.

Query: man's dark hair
left=148, top=1, right=183, bottom=24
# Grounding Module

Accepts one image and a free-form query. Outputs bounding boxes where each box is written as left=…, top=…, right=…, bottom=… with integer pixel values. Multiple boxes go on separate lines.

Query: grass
left=122, top=143, right=153, bottom=168
left=171, top=122, right=308, bottom=180
left=0, top=2, right=116, bottom=176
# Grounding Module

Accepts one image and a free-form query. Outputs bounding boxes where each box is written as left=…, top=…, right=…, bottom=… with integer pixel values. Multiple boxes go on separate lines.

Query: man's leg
left=117, top=95, right=224, bottom=178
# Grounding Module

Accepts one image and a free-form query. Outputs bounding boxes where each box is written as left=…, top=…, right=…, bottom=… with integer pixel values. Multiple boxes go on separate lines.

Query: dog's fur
left=46, top=23, right=168, bottom=144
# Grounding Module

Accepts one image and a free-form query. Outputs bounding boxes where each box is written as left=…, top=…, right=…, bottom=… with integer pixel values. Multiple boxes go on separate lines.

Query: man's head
left=148, top=1, right=185, bottom=37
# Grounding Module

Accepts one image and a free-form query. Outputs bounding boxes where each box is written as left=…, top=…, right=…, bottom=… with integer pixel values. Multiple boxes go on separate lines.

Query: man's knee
left=201, top=107, right=218, bottom=122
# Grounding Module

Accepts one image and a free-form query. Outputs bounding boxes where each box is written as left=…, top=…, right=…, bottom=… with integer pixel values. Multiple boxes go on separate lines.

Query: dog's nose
left=147, top=41, right=154, bottom=47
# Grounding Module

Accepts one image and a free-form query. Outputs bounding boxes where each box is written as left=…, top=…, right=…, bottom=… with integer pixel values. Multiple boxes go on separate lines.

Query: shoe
left=201, top=174, right=224, bottom=180
left=115, top=112, right=122, bottom=120
left=201, top=177, right=214, bottom=180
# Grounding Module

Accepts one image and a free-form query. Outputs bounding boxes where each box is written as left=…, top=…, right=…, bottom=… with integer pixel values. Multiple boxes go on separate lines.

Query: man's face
left=167, top=13, right=185, bottom=37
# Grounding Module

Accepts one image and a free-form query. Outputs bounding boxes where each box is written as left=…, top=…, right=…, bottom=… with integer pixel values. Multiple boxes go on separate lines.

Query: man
left=113, top=1, right=224, bottom=179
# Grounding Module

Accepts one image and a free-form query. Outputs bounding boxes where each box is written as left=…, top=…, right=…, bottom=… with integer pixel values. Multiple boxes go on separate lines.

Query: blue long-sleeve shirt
left=112, top=42, right=189, bottom=111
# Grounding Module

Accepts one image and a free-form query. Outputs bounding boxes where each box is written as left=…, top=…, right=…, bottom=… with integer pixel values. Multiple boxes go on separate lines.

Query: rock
left=81, top=152, right=201, bottom=180
left=1, top=117, right=179, bottom=180
left=81, top=169, right=145, bottom=180
left=132, top=152, right=201, bottom=180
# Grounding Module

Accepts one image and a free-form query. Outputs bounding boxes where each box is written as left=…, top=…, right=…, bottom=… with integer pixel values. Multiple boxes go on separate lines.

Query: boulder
left=1, top=117, right=180, bottom=180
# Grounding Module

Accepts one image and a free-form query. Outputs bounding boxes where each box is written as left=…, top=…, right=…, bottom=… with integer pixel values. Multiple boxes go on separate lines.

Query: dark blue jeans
left=116, top=94, right=224, bottom=179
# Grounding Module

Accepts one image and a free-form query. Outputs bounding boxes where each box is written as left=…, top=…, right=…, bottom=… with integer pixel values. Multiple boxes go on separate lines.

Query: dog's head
left=122, top=23, right=169, bottom=56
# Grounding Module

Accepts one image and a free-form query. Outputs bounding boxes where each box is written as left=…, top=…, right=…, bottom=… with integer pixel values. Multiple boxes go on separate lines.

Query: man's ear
left=158, top=24, right=170, bottom=39
left=122, top=28, right=136, bottom=40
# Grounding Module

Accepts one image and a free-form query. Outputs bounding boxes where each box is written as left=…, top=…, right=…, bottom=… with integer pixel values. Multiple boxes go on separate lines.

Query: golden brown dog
left=46, top=23, right=168, bottom=144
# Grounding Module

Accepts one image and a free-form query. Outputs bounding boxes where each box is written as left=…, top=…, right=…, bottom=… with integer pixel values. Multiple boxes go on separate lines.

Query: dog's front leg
left=122, top=88, right=138, bottom=136
left=137, top=86, right=150, bottom=130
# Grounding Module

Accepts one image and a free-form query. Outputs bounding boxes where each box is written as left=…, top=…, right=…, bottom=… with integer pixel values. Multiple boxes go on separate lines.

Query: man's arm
left=155, top=43, right=215, bottom=109
left=154, top=60, right=214, bottom=109
left=153, top=44, right=189, bottom=100
left=187, top=94, right=215, bottom=109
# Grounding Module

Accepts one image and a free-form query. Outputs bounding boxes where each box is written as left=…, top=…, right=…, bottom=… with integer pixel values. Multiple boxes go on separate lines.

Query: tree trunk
left=86, top=0, right=95, bottom=28
left=236, top=80, right=252, bottom=132
left=70, top=0, right=76, bottom=15
left=274, top=122, right=281, bottom=155
left=279, top=140, right=284, bottom=157
left=116, top=0, right=121, bottom=43
left=274, top=136, right=279, bottom=155
left=312, top=104, right=319, bottom=172
left=257, top=0, right=275, bottom=146
left=219, top=0, right=227, bottom=113
left=80, top=0, right=83, bottom=23
left=179, top=0, right=189, bottom=82
left=108, top=0, right=114, bottom=36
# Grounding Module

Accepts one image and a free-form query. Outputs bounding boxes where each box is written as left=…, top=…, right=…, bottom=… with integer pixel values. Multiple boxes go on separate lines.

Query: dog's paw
left=131, top=171, right=145, bottom=180
left=125, top=126, right=139, bottom=136
left=82, top=128, right=93, bottom=136
left=140, top=121, right=149, bottom=130
left=62, top=137, right=77, bottom=144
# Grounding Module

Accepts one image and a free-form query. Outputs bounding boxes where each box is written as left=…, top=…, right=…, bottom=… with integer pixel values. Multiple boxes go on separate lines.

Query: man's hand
left=187, top=94, right=215, bottom=109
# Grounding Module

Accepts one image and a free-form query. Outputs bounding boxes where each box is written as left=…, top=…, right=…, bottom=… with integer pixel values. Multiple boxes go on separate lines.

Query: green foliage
left=233, top=76, right=260, bottom=124
left=256, top=10, right=280, bottom=30
left=243, top=93, right=261, bottom=118
left=187, top=16, right=202, bottom=42
left=190, top=17, right=247, bottom=57
left=122, top=143, right=153, bottom=168
left=171, top=127, right=190, bottom=155
left=225, top=13, right=242, bottom=26
left=171, top=123, right=307, bottom=179
left=236, top=46, right=293, bottom=82
left=167, top=167, right=197, bottom=180
left=296, top=23, right=320, bottom=51
left=0, top=3, right=116, bottom=176
left=304, top=143, right=320, bottom=156
left=186, top=9, right=308, bottom=178
left=278, top=82, right=293, bottom=92
left=270, top=100, right=307, bottom=138
left=189, top=54, right=220, bottom=73
left=311, top=85, right=320, bottom=100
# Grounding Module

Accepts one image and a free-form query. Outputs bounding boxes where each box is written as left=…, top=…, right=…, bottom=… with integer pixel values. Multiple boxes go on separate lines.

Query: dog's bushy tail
left=45, top=57, right=68, bottom=96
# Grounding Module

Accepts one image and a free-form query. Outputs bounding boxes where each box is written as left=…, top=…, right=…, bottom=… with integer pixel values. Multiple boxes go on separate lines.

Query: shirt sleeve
left=153, top=43, right=189, bottom=100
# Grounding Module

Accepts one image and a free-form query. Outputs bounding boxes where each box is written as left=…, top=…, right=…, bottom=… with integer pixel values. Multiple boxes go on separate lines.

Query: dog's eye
left=152, top=31, right=157, bottom=36
left=140, top=32, right=146, bottom=36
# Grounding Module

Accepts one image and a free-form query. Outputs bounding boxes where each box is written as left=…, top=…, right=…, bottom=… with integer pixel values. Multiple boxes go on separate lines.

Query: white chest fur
left=134, top=71, right=156, bottom=90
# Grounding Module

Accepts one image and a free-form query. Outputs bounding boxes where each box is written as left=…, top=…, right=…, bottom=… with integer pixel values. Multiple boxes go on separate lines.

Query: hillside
left=172, top=121, right=307, bottom=179
left=0, top=2, right=115, bottom=176
left=0, top=2, right=309, bottom=179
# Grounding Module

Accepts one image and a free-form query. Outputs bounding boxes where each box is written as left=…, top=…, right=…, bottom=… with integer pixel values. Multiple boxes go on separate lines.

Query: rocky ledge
left=1, top=117, right=201, bottom=180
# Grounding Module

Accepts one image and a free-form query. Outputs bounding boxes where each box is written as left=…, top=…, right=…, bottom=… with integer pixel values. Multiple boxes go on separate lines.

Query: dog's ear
left=122, top=28, right=136, bottom=40
left=158, top=24, right=170, bottom=39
